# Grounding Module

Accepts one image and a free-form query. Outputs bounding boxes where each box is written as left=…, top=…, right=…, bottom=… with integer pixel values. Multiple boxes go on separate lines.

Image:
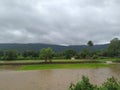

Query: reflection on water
left=0, top=65, right=120, bottom=90
left=0, top=65, right=20, bottom=71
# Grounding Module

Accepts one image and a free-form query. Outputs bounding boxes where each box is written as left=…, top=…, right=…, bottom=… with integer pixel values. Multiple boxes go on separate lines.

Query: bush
left=100, top=77, right=120, bottom=90
left=69, top=76, right=120, bottom=90
left=69, top=76, right=97, bottom=90
left=92, top=55, right=98, bottom=59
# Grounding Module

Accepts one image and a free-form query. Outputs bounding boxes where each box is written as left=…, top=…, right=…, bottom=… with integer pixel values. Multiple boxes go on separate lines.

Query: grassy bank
left=0, top=57, right=119, bottom=63
left=0, top=58, right=118, bottom=70
left=19, top=63, right=113, bottom=70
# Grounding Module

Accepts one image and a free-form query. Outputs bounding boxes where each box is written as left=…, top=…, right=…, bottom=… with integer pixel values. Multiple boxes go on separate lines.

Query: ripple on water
left=0, top=65, right=120, bottom=90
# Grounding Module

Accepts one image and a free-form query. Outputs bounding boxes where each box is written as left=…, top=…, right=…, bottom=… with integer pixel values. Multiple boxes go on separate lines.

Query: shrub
left=100, top=77, right=120, bottom=90
left=92, top=54, right=98, bottom=59
left=69, top=76, right=97, bottom=90
left=69, top=76, right=120, bottom=90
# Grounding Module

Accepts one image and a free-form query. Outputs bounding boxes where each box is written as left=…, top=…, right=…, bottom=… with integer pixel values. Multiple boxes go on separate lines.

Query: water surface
left=0, top=65, right=120, bottom=90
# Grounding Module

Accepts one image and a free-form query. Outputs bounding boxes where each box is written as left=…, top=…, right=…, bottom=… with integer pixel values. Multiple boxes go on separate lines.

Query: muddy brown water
left=0, top=65, right=120, bottom=90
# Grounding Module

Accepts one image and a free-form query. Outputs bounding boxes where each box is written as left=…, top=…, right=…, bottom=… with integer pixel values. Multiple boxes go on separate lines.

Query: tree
left=40, top=48, right=53, bottom=62
left=107, top=38, right=120, bottom=57
left=80, top=49, right=90, bottom=59
left=87, top=41, right=94, bottom=59
left=4, top=50, right=17, bottom=60
left=63, top=49, right=77, bottom=59
left=53, top=52, right=64, bottom=59
left=0, top=50, right=4, bottom=60
left=23, top=50, right=39, bottom=59
left=87, top=40, right=94, bottom=47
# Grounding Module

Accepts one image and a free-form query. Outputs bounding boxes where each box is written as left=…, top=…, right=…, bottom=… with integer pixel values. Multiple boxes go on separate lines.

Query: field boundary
left=0, top=61, right=102, bottom=65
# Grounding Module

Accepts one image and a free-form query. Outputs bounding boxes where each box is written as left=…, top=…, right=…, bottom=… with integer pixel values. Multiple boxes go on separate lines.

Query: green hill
left=0, top=43, right=108, bottom=52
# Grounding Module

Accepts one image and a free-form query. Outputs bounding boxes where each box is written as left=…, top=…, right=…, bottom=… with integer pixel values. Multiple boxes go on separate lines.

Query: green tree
left=4, top=50, right=17, bottom=60
left=107, top=38, right=120, bottom=57
left=40, top=48, right=53, bottom=62
left=80, top=49, right=90, bottom=59
left=53, top=52, right=64, bottom=59
left=87, top=40, right=94, bottom=47
left=0, top=50, right=4, bottom=60
left=22, top=50, right=39, bottom=59
left=63, top=49, right=77, bottom=59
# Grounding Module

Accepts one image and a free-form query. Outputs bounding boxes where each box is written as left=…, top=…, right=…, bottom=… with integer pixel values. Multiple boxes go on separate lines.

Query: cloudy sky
left=0, top=0, right=120, bottom=45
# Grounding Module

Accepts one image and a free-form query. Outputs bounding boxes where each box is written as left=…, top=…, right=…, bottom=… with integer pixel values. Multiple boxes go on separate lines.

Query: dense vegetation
left=69, top=76, right=120, bottom=90
left=0, top=38, right=120, bottom=62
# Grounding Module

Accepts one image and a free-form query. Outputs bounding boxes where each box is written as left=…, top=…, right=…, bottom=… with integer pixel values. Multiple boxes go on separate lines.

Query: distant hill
left=0, top=43, right=109, bottom=52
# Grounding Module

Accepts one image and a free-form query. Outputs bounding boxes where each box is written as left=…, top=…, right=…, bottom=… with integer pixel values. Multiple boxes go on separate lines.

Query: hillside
left=0, top=43, right=108, bottom=52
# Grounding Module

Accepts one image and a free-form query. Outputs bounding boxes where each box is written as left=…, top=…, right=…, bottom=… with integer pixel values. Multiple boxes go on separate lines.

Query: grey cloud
left=0, top=0, right=120, bottom=45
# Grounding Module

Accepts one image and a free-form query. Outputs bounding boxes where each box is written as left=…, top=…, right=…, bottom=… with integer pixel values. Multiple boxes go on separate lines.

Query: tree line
left=0, top=38, right=119, bottom=61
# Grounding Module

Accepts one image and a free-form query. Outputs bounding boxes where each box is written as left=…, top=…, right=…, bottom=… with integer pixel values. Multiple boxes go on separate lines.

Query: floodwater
left=0, top=65, right=120, bottom=90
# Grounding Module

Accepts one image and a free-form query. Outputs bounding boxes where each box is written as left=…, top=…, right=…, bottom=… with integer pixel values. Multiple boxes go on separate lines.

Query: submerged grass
left=19, top=63, right=113, bottom=70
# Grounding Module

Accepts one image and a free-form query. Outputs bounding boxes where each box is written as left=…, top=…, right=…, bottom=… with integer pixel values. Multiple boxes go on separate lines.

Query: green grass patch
left=19, top=63, right=113, bottom=70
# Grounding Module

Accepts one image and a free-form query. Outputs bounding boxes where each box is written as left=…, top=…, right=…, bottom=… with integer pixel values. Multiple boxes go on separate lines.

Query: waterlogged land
left=0, top=59, right=120, bottom=90
left=0, top=59, right=117, bottom=70
left=0, top=64, right=120, bottom=90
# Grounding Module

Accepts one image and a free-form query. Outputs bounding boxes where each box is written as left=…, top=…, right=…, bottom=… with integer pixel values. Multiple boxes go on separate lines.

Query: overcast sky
left=0, top=0, right=120, bottom=45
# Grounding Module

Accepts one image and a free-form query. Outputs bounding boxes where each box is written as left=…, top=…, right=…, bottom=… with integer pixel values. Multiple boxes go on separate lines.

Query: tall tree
left=4, top=50, right=17, bottom=60
left=107, top=38, right=120, bottom=57
left=40, top=48, right=53, bottom=62
left=80, top=49, right=90, bottom=59
left=0, top=50, right=4, bottom=59
left=87, top=40, right=94, bottom=47
left=23, top=50, right=39, bottom=58
left=63, top=49, right=77, bottom=59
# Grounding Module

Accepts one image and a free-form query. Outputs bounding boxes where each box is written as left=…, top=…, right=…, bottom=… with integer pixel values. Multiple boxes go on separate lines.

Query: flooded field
left=0, top=65, right=120, bottom=90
